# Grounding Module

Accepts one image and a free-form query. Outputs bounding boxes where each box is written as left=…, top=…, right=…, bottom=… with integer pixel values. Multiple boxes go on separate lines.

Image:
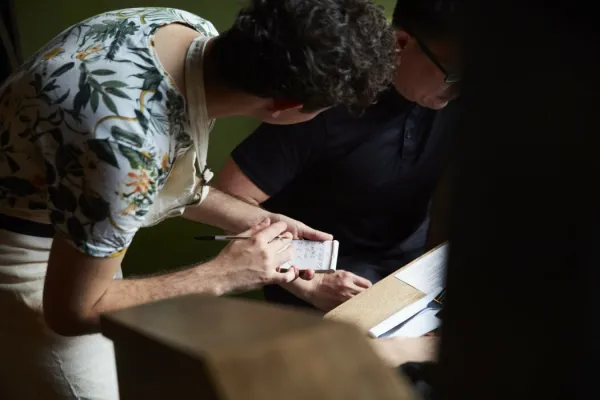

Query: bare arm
left=182, top=186, right=270, bottom=234
left=43, top=220, right=298, bottom=336
left=43, top=237, right=223, bottom=336
left=199, top=159, right=332, bottom=242
left=213, top=159, right=319, bottom=297
left=212, top=158, right=369, bottom=310
left=185, top=158, right=271, bottom=234
left=213, top=158, right=270, bottom=206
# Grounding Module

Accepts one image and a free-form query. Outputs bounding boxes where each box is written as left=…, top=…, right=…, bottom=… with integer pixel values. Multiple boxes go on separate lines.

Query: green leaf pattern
left=0, top=8, right=218, bottom=257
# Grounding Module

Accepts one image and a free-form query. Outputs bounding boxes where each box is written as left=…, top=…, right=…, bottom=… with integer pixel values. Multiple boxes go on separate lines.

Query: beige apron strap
left=184, top=34, right=214, bottom=203
left=138, top=34, right=216, bottom=228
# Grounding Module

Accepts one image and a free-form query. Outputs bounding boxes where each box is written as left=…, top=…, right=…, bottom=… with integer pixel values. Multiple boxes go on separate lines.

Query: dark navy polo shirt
left=231, top=87, right=458, bottom=304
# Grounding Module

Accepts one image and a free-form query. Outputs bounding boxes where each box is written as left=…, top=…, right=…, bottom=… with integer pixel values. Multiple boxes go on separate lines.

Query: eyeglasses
left=403, top=26, right=460, bottom=84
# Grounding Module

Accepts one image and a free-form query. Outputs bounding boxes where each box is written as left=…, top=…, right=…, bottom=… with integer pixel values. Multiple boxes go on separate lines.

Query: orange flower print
left=161, top=154, right=169, bottom=170
left=76, top=44, right=102, bottom=61
left=122, top=203, right=137, bottom=216
left=125, top=170, right=151, bottom=194
left=43, top=47, right=64, bottom=60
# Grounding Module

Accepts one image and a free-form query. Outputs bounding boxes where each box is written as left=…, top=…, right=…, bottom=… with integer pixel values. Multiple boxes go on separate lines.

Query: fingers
left=299, top=269, right=315, bottom=280
left=273, top=241, right=295, bottom=266
left=254, top=221, right=289, bottom=244
left=334, top=270, right=372, bottom=292
left=347, top=283, right=367, bottom=296
left=300, top=225, right=333, bottom=241
left=268, top=231, right=293, bottom=251
left=273, top=266, right=299, bottom=284
left=352, top=275, right=373, bottom=289
left=237, top=217, right=271, bottom=237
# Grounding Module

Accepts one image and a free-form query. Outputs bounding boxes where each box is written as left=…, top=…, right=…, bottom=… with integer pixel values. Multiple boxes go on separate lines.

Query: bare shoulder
left=152, top=24, right=203, bottom=97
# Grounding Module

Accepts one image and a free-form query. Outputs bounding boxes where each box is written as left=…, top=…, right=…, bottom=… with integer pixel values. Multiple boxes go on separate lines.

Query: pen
left=433, top=288, right=446, bottom=305
left=194, top=235, right=288, bottom=241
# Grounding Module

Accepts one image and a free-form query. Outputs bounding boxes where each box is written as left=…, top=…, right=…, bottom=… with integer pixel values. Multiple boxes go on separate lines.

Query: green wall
left=16, top=0, right=397, bottom=277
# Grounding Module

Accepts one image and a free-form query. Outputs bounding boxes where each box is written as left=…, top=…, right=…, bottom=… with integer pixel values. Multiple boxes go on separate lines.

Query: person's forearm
left=87, top=260, right=230, bottom=332
left=279, top=278, right=316, bottom=303
left=183, top=187, right=270, bottom=233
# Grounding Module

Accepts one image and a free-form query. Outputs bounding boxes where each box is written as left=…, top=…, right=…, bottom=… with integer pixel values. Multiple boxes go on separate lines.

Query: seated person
left=214, top=0, right=460, bottom=311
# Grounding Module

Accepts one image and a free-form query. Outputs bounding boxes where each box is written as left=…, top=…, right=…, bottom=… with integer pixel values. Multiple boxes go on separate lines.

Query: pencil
left=194, top=235, right=288, bottom=241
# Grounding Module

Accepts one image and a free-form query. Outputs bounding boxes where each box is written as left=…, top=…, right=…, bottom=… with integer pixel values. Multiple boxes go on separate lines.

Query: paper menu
left=368, top=288, right=443, bottom=338
left=384, top=308, right=441, bottom=338
left=394, top=243, right=448, bottom=294
left=279, top=240, right=339, bottom=272
left=324, top=243, right=448, bottom=339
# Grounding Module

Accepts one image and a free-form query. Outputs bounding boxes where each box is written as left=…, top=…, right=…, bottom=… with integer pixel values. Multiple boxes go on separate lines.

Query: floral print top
left=0, top=8, right=218, bottom=257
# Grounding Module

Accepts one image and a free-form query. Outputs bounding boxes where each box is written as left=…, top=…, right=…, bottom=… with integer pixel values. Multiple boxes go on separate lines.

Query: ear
left=267, top=99, right=303, bottom=118
left=394, top=29, right=411, bottom=66
left=395, top=29, right=411, bottom=51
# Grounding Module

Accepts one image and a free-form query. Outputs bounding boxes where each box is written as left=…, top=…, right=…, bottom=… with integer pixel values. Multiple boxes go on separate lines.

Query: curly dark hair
left=207, top=0, right=396, bottom=113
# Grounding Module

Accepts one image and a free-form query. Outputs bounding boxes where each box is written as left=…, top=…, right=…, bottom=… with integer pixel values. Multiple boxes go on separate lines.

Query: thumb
left=274, top=266, right=299, bottom=284
left=238, top=217, right=270, bottom=237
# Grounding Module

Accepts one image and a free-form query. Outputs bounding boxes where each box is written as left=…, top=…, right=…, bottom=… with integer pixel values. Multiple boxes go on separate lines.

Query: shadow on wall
left=15, top=0, right=397, bottom=280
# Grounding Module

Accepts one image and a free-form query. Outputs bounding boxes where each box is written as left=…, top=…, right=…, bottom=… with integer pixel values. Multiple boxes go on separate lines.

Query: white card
left=394, top=243, right=448, bottom=294
left=279, top=240, right=339, bottom=272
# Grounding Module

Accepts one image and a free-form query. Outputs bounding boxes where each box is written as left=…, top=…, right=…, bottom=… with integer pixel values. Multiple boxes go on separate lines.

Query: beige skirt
left=0, top=229, right=120, bottom=399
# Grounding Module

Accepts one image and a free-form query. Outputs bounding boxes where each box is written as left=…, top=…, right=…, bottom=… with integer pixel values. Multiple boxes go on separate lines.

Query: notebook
left=324, top=243, right=448, bottom=336
left=279, top=240, right=339, bottom=273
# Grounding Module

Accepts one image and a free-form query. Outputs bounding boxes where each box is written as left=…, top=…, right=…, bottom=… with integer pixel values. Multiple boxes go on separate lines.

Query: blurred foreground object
left=439, top=1, right=600, bottom=399
left=102, top=295, right=416, bottom=400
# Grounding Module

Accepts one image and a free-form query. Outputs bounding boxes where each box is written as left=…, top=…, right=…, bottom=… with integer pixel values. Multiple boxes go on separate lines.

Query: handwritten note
left=280, top=240, right=339, bottom=272
left=394, top=243, right=448, bottom=294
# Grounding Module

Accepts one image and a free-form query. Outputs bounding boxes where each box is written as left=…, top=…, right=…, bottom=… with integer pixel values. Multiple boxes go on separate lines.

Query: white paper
left=394, top=243, right=448, bottom=294
left=368, top=288, right=443, bottom=338
left=280, top=240, right=339, bottom=272
left=385, top=308, right=441, bottom=338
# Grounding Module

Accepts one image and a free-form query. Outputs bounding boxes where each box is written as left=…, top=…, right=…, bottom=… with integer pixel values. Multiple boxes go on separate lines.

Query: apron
left=0, top=34, right=213, bottom=399
left=140, top=34, right=214, bottom=228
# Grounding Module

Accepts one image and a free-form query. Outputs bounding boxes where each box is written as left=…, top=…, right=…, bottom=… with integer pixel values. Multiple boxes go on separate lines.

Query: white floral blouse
left=0, top=8, right=217, bottom=257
